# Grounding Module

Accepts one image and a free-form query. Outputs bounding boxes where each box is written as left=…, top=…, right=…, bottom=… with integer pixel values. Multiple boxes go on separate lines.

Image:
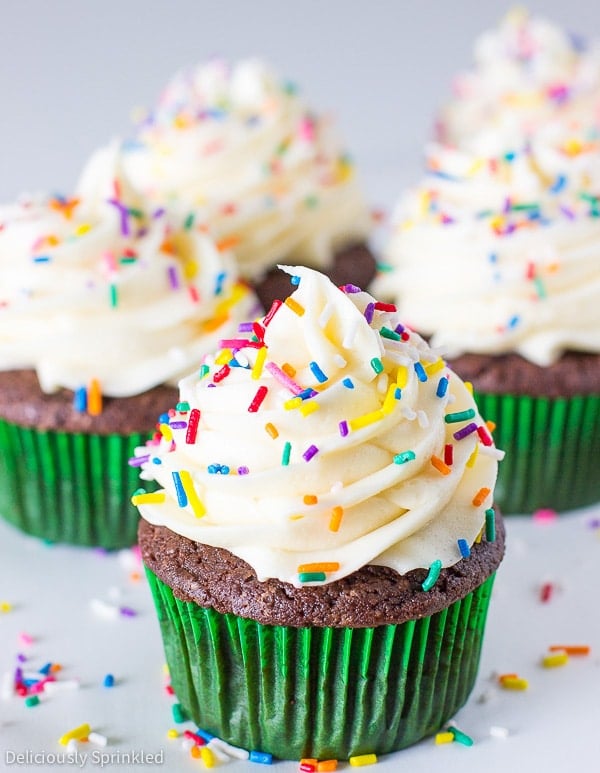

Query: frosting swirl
left=376, top=131, right=600, bottom=367
left=438, top=9, right=600, bottom=155
left=77, top=58, right=372, bottom=280
left=0, top=189, right=259, bottom=397
left=134, top=266, right=500, bottom=586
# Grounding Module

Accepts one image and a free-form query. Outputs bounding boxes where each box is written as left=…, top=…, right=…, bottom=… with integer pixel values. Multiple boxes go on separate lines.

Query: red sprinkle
left=374, top=302, right=397, bottom=312
left=248, top=386, right=268, bottom=413
left=477, top=425, right=493, bottom=446
left=263, top=299, right=283, bottom=327
left=540, top=583, right=554, bottom=603
left=213, top=364, right=231, bottom=383
left=444, top=444, right=454, bottom=466
left=185, top=409, right=201, bottom=444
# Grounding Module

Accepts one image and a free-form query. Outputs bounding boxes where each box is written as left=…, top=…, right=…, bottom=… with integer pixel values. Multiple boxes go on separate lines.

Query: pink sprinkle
left=533, top=508, right=558, bottom=524
left=19, top=633, right=34, bottom=646
left=298, top=117, right=315, bottom=142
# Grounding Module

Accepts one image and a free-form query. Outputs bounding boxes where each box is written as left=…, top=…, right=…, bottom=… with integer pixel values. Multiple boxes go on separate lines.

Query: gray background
left=2, top=0, right=600, bottom=211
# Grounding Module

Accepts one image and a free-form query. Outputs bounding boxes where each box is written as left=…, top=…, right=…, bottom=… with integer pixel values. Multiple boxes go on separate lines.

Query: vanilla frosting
left=77, top=58, right=372, bottom=281
left=377, top=132, right=600, bottom=367
left=438, top=9, right=600, bottom=155
left=134, top=266, right=501, bottom=586
left=0, top=188, right=259, bottom=397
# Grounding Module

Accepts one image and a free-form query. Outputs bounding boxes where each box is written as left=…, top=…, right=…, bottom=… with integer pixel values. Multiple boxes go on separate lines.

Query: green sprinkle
left=510, top=202, right=540, bottom=212
left=447, top=726, right=474, bottom=747
left=282, top=442, right=291, bottom=466
left=109, top=284, right=118, bottom=308
left=533, top=277, right=547, bottom=299
left=304, top=194, right=319, bottom=209
left=485, top=508, right=496, bottom=542
left=25, top=695, right=39, bottom=708
left=176, top=401, right=190, bottom=412
left=380, top=326, right=401, bottom=341
left=119, top=256, right=137, bottom=264
left=394, top=450, right=416, bottom=464
left=298, top=572, right=326, bottom=583
left=127, top=206, right=144, bottom=220
left=375, top=262, right=393, bottom=273
left=370, top=357, right=384, bottom=374
left=172, top=703, right=187, bottom=723
left=184, top=212, right=195, bottom=230
left=421, top=559, right=442, bottom=592
left=199, top=364, right=210, bottom=379
left=444, top=409, right=476, bottom=424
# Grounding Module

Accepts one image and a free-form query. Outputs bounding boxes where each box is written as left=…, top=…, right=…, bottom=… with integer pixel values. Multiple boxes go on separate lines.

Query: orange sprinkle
left=303, top=495, right=318, bottom=505
left=485, top=420, right=497, bottom=432
left=216, top=234, right=241, bottom=252
left=265, top=423, right=279, bottom=439
left=297, top=562, right=340, bottom=574
left=549, top=645, right=591, bottom=656
left=329, top=506, right=344, bottom=532
left=317, top=762, right=338, bottom=772
left=190, top=745, right=201, bottom=759
left=87, top=378, right=103, bottom=416
left=472, top=487, right=491, bottom=506
left=285, top=297, right=305, bottom=316
left=281, top=362, right=296, bottom=378
left=202, top=313, right=229, bottom=332
left=430, top=455, right=451, bottom=476
left=159, top=239, right=176, bottom=255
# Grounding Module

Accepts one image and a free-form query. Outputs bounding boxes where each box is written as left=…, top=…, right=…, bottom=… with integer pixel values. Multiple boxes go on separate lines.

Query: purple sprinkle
left=364, top=302, right=375, bottom=324
left=128, top=454, right=150, bottom=467
left=152, top=207, right=166, bottom=219
left=17, top=654, right=27, bottom=663
left=394, top=323, right=405, bottom=334
left=169, top=421, right=188, bottom=430
left=339, top=420, right=349, bottom=437
left=560, top=205, right=576, bottom=220
left=167, top=265, right=180, bottom=290
left=302, top=445, right=319, bottom=462
left=342, top=284, right=362, bottom=293
left=119, top=606, right=137, bottom=618
left=453, top=422, right=478, bottom=440
left=238, top=321, right=254, bottom=332
left=237, top=466, right=250, bottom=475
left=107, top=198, right=130, bottom=236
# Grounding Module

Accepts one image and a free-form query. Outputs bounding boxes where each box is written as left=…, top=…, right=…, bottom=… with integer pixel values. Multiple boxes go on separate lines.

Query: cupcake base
left=146, top=567, right=496, bottom=760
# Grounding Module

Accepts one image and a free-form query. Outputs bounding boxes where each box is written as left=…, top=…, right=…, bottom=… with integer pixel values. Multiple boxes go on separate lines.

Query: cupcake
left=375, top=126, right=600, bottom=514
left=0, top=182, right=259, bottom=548
left=77, top=58, right=376, bottom=308
left=437, top=8, right=600, bottom=155
left=134, top=265, right=505, bottom=760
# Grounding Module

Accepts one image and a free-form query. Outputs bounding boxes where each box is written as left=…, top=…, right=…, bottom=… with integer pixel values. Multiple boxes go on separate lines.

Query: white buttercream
left=0, top=190, right=259, bottom=397
left=77, top=58, right=371, bottom=281
left=135, top=266, right=500, bottom=586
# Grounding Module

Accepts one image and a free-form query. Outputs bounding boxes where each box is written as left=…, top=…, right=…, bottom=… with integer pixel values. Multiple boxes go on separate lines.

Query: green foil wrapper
left=0, top=418, right=150, bottom=548
left=476, top=392, right=600, bottom=515
left=146, top=568, right=496, bottom=760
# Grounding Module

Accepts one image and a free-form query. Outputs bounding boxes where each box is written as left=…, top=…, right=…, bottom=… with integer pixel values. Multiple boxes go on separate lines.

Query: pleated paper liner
left=0, top=418, right=150, bottom=548
left=475, top=392, right=600, bottom=515
left=146, top=568, right=496, bottom=761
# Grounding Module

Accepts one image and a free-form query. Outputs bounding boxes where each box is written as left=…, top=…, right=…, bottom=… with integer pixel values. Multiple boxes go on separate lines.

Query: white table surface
left=1, top=504, right=599, bottom=772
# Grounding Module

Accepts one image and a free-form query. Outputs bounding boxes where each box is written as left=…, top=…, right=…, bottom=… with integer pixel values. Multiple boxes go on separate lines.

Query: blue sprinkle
left=220, top=465, right=230, bottom=475
left=73, top=387, right=87, bottom=413
left=195, top=728, right=215, bottom=742
left=214, top=270, right=226, bottom=296
left=457, top=539, right=471, bottom=558
left=342, top=377, right=354, bottom=389
left=507, top=315, right=520, bottom=329
left=103, top=674, right=115, bottom=688
left=394, top=387, right=402, bottom=400
left=158, top=412, right=170, bottom=424
left=32, top=255, right=51, bottom=263
left=436, top=376, right=449, bottom=398
left=309, top=361, right=328, bottom=383
left=290, top=275, right=301, bottom=285
left=172, top=471, right=188, bottom=507
left=414, top=362, right=427, bottom=382
left=249, top=750, right=273, bottom=765
left=38, top=663, right=52, bottom=675
left=152, top=457, right=162, bottom=465
left=298, top=387, right=318, bottom=400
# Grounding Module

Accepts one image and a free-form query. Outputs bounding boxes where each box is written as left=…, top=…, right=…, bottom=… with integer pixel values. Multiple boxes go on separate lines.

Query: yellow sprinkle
left=329, top=506, right=344, bottom=532
left=564, top=137, right=583, bottom=156
left=252, top=346, right=268, bottom=379
left=285, top=297, right=305, bottom=316
left=179, top=470, right=206, bottom=518
left=0, top=601, right=12, bottom=613
left=284, top=396, right=302, bottom=410
left=281, top=362, right=296, bottom=377
left=75, top=223, right=92, bottom=236
left=435, top=731, right=455, bottom=745
left=183, top=259, right=198, bottom=280
left=335, top=156, right=354, bottom=183
left=289, top=514, right=305, bottom=521
left=472, top=487, right=491, bottom=506
left=467, top=158, right=484, bottom=177
left=475, top=528, right=483, bottom=544
left=159, top=423, right=173, bottom=442
left=303, top=495, right=318, bottom=505
left=349, top=753, right=378, bottom=767
left=499, top=676, right=529, bottom=691
left=265, top=422, right=279, bottom=439
left=464, top=380, right=473, bottom=395
left=215, top=348, right=232, bottom=365
left=430, top=455, right=451, bottom=476
left=297, top=562, right=340, bottom=574
left=381, top=383, right=398, bottom=415
left=87, top=378, right=103, bottom=416
left=542, top=651, right=569, bottom=668
left=349, top=409, right=384, bottom=432
left=215, top=282, right=248, bottom=314
left=396, top=365, right=408, bottom=388
left=166, top=729, right=179, bottom=739
left=299, top=401, right=320, bottom=417
left=59, top=723, right=91, bottom=746
left=200, top=746, right=216, bottom=767
left=424, top=357, right=445, bottom=376
left=466, top=443, right=479, bottom=468
left=131, top=491, right=166, bottom=506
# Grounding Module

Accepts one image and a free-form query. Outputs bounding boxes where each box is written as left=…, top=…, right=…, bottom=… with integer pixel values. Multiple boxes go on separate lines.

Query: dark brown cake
left=448, top=351, right=600, bottom=398
left=138, top=511, right=505, bottom=628
left=0, top=369, right=177, bottom=434
left=252, top=242, right=377, bottom=310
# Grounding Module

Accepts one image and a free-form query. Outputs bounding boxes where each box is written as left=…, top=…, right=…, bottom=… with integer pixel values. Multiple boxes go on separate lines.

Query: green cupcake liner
left=476, top=392, right=600, bottom=515
left=146, top=568, right=496, bottom=760
left=0, top=417, right=151, bottom=548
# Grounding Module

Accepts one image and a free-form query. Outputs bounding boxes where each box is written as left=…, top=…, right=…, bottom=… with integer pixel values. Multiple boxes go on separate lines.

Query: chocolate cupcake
left=376, top=116, right=600, bottom=515
left=77, top=58, right=376, bottom=308
left=0, top=187, right=259, bottom=548
left=133, top=266, right=504, bottom=760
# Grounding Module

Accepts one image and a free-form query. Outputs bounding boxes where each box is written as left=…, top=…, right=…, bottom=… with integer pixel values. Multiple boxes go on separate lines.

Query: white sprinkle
left=330, top=480, right=343, bottom=494
left=208, top=737, right=250, bottom=760
left=318, top=302, right=334, bottom=327
left=1, top=671, right=14, bottom=700
left=66, top=739, right=79, bottom=756
left=401, top=406, right=417, bottom=421
left=342, top=320, right=358, bottom=349
left=88, top=732, right=108, bottom=747
left=43, top=679, right=80, bottom=695
left=376, top=373, right=389, bottom=394
left=416, top=409, right=429, bottom=428
left=234, top=351, right=250, bottom=368
left=207, top=739, right=232, bottom=763
left=490, top=726, right=510, bottom=739
left=118, top=549, right=140, bottom=571
left=480, top=446, right=505, bottom=461
left=90, top=598, right=119, bottom=620
left=333, top=353, right=347, bottom=368
left=180, top=738, right=195, bottom=753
